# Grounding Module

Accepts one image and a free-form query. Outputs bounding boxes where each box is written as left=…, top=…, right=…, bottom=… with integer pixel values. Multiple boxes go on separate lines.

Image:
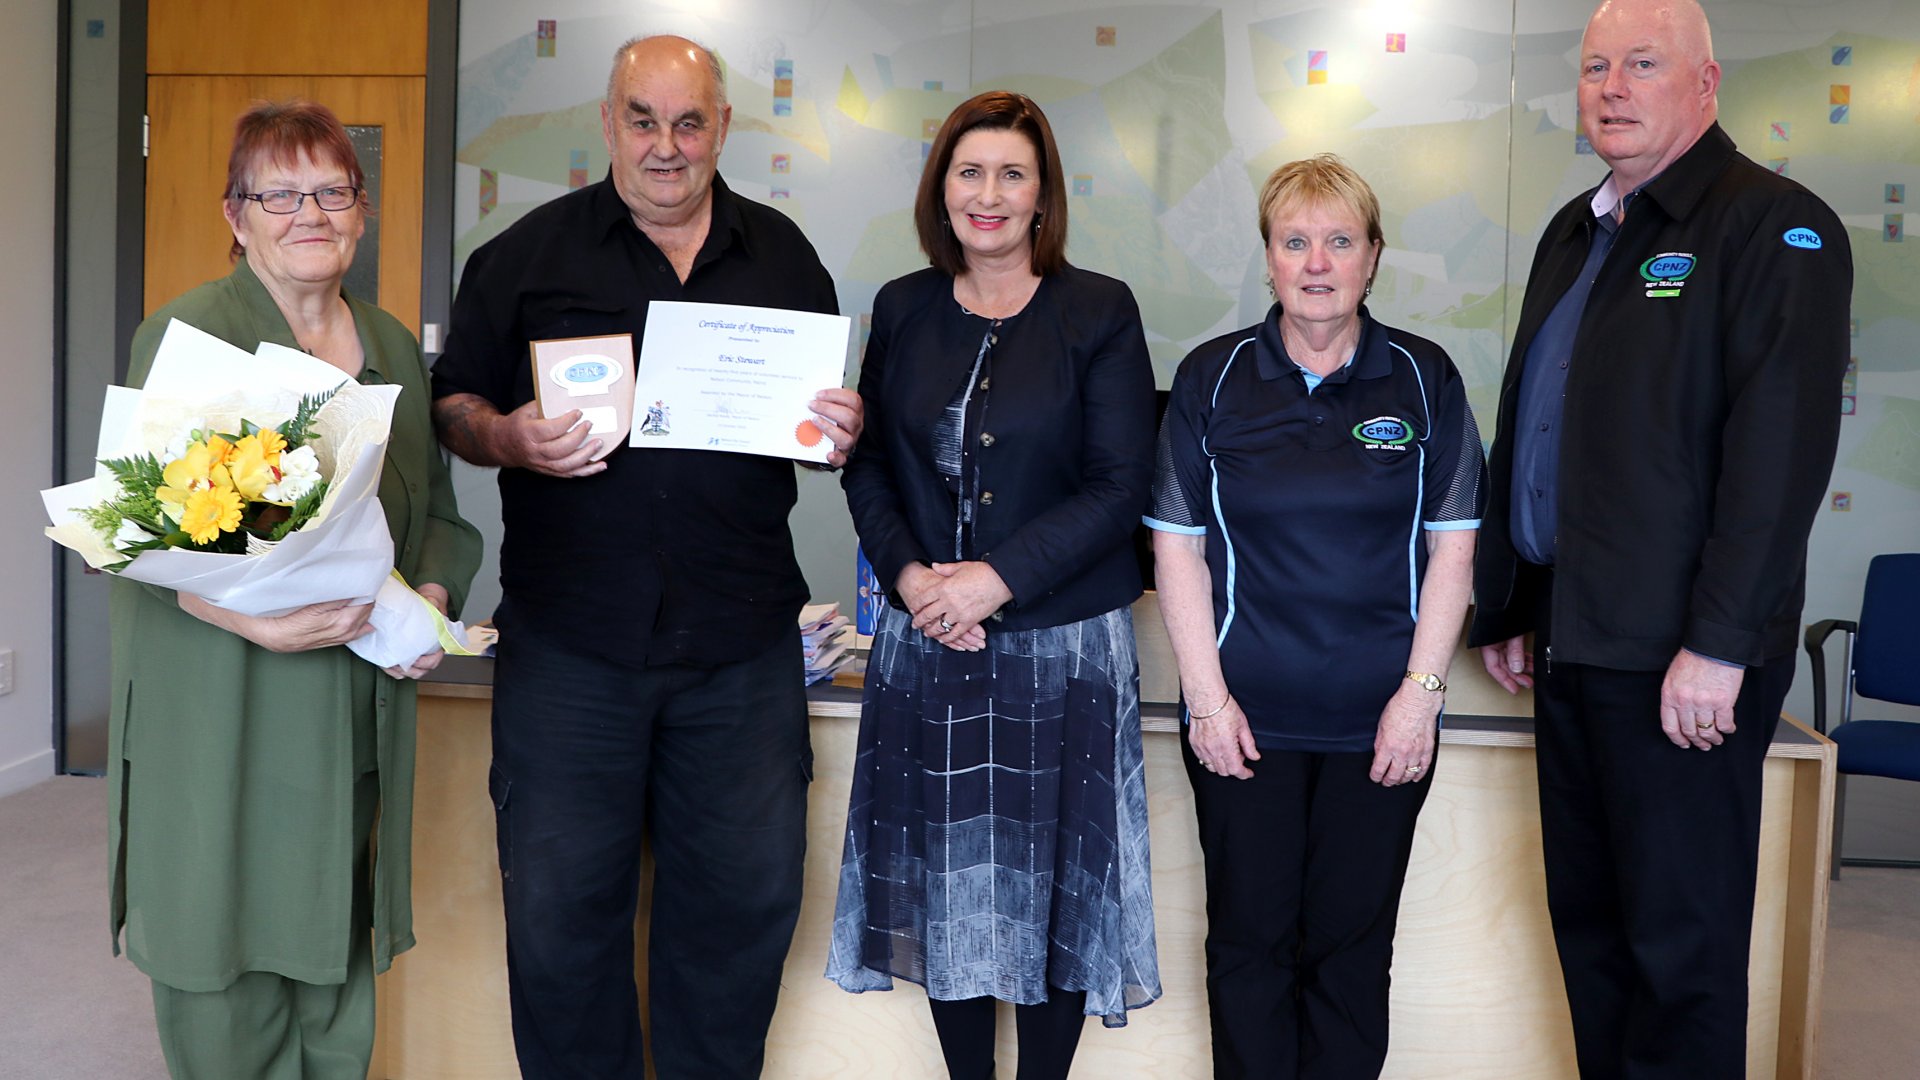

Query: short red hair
left=222, top=100, right=368, bottom=259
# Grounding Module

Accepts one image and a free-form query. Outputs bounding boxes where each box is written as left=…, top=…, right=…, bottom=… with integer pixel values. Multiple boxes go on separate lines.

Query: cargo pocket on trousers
left=489, top=764, right=513, bottom=882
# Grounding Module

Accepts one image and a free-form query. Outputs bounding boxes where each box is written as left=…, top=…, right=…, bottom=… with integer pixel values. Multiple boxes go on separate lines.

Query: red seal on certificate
left=794, top=419, right=824, bottom=448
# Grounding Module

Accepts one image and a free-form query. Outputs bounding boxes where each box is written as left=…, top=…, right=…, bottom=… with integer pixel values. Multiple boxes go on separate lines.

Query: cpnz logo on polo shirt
left=1640, top=252, right=1696, bottom=299
left=1352, top=416, right=1413, bottom=451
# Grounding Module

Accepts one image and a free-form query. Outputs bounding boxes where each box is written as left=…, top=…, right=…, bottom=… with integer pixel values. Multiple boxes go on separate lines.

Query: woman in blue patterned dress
left=827, top=91, right=1161, bottom=1079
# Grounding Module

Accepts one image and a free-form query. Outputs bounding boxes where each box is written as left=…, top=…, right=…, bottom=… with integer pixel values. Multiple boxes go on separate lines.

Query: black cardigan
left=842, top=265, right=1157, bottom=632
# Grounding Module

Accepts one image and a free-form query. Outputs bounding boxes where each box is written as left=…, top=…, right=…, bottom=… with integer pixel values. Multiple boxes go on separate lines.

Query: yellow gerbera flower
left=253, top=428, right=287, bottom=462
left=179, top=486, right=243, bottom=545
left=226, top=435, right=277, bottom=501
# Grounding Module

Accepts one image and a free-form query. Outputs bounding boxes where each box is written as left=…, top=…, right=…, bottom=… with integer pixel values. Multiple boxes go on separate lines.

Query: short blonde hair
left=1256, top=153, right=1383, bottom=253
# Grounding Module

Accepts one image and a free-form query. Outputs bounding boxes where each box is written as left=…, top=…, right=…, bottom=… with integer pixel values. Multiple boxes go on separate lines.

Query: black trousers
left=1185, top=736, right=1433, bottom=1080
left=1532, top=576, right=1794, bottom=1079
left=489, top=619, right=812, bottom=1079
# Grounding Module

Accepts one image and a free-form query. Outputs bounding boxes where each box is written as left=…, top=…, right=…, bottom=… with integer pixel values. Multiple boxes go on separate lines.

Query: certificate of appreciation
left=629, top=301, right=852, bottom=464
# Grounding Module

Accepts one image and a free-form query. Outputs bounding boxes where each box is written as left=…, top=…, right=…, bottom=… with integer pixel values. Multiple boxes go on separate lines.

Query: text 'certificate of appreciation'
left=630, top=301, right=851, bottom=464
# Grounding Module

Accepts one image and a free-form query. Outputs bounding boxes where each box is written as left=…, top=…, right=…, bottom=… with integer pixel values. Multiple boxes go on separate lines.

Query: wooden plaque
left=529, top=334, right=635, bottom=460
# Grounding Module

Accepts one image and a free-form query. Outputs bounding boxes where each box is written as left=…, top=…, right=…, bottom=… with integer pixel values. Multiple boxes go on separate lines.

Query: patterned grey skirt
left=825, top=598, right=1161, bottom=1026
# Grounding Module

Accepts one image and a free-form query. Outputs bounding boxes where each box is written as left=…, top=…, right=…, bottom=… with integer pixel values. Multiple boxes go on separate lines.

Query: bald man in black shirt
left=431, top=34, right=861, bottom=1080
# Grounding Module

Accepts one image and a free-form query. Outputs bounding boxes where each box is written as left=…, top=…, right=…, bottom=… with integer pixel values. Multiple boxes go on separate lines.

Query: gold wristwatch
left=1404, top=671, right=1447, bottom=692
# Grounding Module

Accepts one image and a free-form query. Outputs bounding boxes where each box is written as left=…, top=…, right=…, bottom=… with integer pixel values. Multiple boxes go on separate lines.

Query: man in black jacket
left=1469, top=0, right=1851, bottom=1075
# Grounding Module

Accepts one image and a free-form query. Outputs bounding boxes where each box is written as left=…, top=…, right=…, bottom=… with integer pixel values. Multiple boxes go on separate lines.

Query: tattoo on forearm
left=432, top=396, right=494, bottom=464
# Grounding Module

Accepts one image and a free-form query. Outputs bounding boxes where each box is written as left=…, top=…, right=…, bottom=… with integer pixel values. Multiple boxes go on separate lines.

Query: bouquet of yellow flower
left=44, top=319, right=485, bottom=668
left=84, top=391, right=334, bottom=568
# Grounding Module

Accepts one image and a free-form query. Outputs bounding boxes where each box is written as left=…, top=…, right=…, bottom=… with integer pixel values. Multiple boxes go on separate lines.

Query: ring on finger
left=1407, top=764, right=1422, bottom=774
left=938, top=618, right=954, bottom=632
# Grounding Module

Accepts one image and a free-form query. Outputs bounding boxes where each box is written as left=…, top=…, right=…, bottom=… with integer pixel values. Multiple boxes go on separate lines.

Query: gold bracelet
left=1189, top=695, right=1233, bottom=720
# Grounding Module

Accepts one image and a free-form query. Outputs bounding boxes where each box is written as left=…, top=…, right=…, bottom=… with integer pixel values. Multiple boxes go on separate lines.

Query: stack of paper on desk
left=799, top=602, right=856, bottom=685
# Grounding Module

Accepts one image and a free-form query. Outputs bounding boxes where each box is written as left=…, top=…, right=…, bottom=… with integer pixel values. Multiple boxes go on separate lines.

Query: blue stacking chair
left=1804, top=553, right=1920, bottom=879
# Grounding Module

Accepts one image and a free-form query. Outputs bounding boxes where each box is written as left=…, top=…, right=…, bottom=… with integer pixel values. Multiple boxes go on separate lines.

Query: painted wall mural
left=448, top=0, right=1920, bottom=725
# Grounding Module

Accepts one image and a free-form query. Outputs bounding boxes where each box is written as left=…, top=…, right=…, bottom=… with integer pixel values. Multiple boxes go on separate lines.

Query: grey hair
left=606, top=35, right=728, bottom=107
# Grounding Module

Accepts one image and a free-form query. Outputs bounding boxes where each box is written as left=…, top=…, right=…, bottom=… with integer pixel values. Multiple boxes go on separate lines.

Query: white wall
left=0, top=2, right=60, bottom=797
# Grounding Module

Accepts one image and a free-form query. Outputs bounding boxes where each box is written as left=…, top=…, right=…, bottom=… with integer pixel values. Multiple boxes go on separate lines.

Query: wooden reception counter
left=371, top=630, right=1836, bottom=1079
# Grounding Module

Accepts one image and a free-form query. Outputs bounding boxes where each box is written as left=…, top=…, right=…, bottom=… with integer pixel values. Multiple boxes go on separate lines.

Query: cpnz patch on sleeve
left=1783, top=227, right=1824, bottom=250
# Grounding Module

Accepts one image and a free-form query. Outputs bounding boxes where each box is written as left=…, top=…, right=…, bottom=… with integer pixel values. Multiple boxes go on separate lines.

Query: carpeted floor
left=2, top=775, right=1914, bottom=1078
left=1, top=777, right=165, bottom=1078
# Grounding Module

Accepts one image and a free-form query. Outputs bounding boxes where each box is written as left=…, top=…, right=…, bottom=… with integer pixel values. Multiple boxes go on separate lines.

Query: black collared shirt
left=431, top=172, right=839, bottom=668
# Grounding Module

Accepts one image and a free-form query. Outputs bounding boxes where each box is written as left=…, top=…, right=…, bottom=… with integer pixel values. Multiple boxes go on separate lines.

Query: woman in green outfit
left=108, top=100, right=481, bottom=1079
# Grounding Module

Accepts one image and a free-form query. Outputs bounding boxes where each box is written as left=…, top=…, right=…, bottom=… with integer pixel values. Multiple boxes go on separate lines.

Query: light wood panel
left=378, top=691, right=515, bottom=1078
left=144, top=75, right=425, bottom=336
left=147, top=0, right=426, bottom=77
left=386, top=687, right=1835, bottom=1079
left=1776, top=715, right=1838, bottom=1078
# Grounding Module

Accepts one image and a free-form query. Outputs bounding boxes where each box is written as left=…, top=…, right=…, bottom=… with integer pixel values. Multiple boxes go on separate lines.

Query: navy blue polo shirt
left=1145, top=307, right=1487, bottom=752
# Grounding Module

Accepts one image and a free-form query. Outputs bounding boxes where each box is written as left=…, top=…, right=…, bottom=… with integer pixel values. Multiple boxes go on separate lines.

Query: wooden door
left=144, top=75, right=425, bottom=336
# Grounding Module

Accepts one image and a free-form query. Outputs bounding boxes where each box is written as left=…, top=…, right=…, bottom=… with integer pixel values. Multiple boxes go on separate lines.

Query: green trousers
left=151, top=772, right=378, bottom=1080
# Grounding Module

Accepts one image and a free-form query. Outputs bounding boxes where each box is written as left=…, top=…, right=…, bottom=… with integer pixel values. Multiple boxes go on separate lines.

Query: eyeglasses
left=239, top=187, right=361, bottom=215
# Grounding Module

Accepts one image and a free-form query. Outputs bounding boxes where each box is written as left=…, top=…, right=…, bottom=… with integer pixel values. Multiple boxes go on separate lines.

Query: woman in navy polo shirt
left=827, top=92, right=1161, bottom=1078
left=1146, top=154, right=1485, bottom=1080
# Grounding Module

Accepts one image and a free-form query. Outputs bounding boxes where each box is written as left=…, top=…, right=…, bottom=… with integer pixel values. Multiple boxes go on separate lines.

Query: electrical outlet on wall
left=0, top=648, right=12, bottom=695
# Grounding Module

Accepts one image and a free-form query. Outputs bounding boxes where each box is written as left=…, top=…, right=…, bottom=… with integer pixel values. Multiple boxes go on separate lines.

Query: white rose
left=163, top=422, right=204, bottom=462
left=263, top=444, right=321, bottom=504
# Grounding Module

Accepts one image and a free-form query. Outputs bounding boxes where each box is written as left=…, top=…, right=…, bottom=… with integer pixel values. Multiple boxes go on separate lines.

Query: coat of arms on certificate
left=638, top=399, right=671, bottom=436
